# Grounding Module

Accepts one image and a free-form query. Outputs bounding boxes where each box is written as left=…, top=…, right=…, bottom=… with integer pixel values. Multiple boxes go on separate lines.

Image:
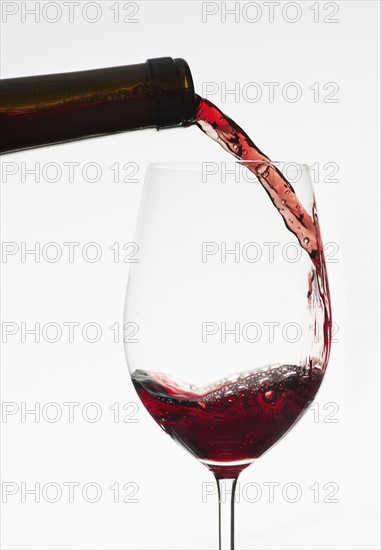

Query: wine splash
left=132, top=365, right=323, bottom=479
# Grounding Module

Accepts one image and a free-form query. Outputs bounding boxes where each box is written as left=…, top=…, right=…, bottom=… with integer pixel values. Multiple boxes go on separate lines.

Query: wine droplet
left=303, top=237, right=310, bottom=244
left=263, top=390, right=278, bottom=403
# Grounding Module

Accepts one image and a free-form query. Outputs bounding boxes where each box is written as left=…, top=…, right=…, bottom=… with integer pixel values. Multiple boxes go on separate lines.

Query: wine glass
left=124, top=160, right=331, bottom=549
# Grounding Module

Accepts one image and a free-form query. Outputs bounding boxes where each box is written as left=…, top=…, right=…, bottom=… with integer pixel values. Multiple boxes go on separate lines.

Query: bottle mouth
left=147, top=57, right=197, bottom=128
left=173, top=58, right=197, bottom=122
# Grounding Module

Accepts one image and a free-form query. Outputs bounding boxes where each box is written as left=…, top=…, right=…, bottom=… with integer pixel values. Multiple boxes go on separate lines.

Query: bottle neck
left=148, top=57, right=196, bottom=128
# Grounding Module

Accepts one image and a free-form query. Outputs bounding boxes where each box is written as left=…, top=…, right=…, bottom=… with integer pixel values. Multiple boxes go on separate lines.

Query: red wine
left=132, top=364, right=323, bottom=479
left=194, top=96, right=332, bottom=367
left=131, top=98, right=331, bottom=480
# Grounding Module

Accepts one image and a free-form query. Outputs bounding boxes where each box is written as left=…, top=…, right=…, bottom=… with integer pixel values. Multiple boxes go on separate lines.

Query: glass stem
left=216, top=477, right=238, bottom=550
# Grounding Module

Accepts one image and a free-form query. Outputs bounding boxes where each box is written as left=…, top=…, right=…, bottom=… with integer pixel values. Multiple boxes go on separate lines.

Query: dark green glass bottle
left=0, top=57, right=196, bottom=154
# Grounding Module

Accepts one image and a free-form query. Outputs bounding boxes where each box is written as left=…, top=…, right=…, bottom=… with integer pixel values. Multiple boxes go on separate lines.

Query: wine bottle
left=0, top=57, right=196, bottom=154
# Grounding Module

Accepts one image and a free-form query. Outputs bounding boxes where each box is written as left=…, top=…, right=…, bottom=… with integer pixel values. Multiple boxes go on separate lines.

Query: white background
left=0, top=1, right=380, bottom=549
